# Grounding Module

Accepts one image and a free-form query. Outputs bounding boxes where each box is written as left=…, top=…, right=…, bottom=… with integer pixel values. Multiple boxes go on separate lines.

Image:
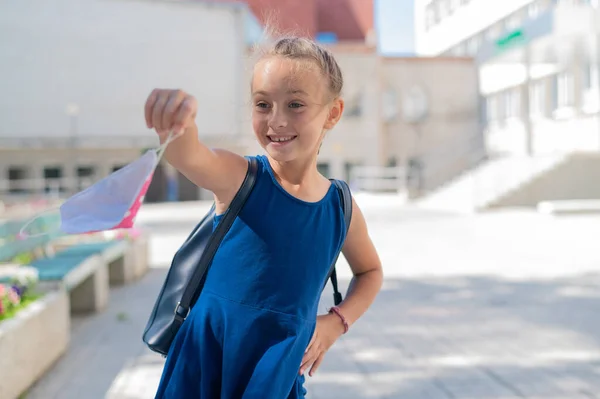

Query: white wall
left=415, top=0, right=537, bottom=55
left=0, top=0, right=252, bottom=148
left=486, top=116, right=600, bottom=155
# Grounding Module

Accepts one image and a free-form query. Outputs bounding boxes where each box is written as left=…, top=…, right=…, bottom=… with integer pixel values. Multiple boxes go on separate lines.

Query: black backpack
left=142, top=157, right=353, bottom=356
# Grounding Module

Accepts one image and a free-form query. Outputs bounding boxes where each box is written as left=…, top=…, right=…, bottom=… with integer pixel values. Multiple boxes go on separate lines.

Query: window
left=317, top=163, right=330, bottom=177
left=486, top=95, right=500, bottom=122
left=452, top=43, right=466, bottom=56
left=527, top=1, right=541, bottom=18
left=485, top=96, right=494, bottom=123
left=8, top=168, right=23, bottom=180
left=505, top=12, right=522, bottom=30
left=425, top=4, right=436, bottom=29
left=77, top=166, right=94, bottom=177
left=438, top=0, right=450, bottom=20
left=345, top=93, right=363, bottom=117
left=44, top=166, right=64, bottom=193
left=345, top=162, right=362, bottom=184
left=467, top=35, right=481, bottom=56
left=504, top=89, right=521, bottom=119
left=582, top=62, right=599, bottom=111
left=7, top=166, right=28, bottom=194
left=530, top=80, right=546, bottom=117
left=485, top=24, right=501, bottom=41
left=449, top=0, right=461, bottom=13
left=77, top=165, right=95, bottom=190
left=583, top=61, right=598, bottom=90
left=557, top=72, right=574, bottom=108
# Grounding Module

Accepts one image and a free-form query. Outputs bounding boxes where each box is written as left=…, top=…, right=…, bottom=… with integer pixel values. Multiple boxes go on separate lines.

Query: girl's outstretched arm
left=144, top=89, right=248, bottom=206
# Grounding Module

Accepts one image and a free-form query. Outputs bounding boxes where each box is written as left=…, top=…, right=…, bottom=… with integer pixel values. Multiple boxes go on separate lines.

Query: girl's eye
left=289, top=102, right=303, bottom=109
left=256, top=102, right=270, bottom=109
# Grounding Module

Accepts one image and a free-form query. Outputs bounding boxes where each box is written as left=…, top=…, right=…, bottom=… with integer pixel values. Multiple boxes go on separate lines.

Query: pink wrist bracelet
left=328, top=306, right=349, bottom=334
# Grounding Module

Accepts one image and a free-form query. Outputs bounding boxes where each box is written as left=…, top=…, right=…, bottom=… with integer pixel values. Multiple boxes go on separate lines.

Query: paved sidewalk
left=23, top=200, right=600, bottom=399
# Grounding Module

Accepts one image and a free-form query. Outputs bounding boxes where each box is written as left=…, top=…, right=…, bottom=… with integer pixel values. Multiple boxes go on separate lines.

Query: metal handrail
left=0, top=177, right=95, bottom=197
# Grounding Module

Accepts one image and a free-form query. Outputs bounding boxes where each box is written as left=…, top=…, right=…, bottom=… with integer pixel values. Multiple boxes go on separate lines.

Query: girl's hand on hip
left=300, top=314, right=345, bottom=376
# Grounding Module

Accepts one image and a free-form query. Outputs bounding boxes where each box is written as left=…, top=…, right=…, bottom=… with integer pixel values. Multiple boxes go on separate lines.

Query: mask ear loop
left=16, top=207, right=62, bottom=240
left=155, top=130, right=180, bottom=162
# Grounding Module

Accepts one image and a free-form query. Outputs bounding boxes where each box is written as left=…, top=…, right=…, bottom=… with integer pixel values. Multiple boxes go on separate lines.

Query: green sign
left=496, top=29, right=526, bottom=50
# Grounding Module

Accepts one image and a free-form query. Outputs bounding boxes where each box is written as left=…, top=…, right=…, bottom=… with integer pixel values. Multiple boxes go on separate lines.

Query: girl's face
left=251, top=57, right=343, bottom=163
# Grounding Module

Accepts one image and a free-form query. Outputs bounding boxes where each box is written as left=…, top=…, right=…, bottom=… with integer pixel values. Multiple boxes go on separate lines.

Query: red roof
left=210, top=0, right=373, bottom=41
left=245, top=0, right=318, bottom=37
left=316, top=0, right=374, bottom=41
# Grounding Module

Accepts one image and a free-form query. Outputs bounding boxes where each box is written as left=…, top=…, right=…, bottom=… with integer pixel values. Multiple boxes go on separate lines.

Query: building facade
left=312, top=46, right=483, bottom=196
left=416, top=0, right=600, bottom=156
left=0, top=0, right=481, bottom=203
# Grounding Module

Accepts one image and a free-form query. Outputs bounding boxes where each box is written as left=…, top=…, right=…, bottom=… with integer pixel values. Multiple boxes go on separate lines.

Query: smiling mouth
left=268, top=136, right=297, bottom=143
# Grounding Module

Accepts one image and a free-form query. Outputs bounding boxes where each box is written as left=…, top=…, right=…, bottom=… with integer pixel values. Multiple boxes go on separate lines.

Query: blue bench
left=56, top=241, right=117, bottom=256
left=52, top=238, right=143, bottom=285
left=0, top=214, right=111, bottom=314
left=30, top=254, right=93, bottom=281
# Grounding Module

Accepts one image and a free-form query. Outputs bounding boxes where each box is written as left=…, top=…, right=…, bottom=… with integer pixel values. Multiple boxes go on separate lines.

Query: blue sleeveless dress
left=154, top=155, right=347, bottom=399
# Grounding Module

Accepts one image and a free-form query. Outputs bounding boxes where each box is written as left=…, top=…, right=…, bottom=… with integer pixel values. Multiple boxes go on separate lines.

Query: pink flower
left=0, top=284, right=5, bottom=297
left=7, top=287, right=20, bottom=305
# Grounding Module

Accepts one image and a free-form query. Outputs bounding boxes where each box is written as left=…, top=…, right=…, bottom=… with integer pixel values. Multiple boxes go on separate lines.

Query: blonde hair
left=252, top=27, right=344, bottom=100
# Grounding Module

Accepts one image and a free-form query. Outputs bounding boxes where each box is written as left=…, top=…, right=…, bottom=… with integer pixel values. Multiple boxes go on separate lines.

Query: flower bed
left=0, top=266, right=40, bottom=322
left=0, top=286, right=40, bottom=321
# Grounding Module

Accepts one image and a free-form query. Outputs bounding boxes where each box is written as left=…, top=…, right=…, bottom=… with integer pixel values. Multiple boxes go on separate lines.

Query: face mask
left=18, top=132, right=178, bottom=238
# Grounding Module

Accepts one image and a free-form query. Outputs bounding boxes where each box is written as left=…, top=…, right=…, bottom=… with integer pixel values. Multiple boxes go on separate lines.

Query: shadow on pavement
left=308, top=275, right=600, bottom=398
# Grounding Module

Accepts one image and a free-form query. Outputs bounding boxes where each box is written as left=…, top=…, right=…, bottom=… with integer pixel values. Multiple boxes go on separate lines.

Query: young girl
left=145, top=35, right=383, bottom=398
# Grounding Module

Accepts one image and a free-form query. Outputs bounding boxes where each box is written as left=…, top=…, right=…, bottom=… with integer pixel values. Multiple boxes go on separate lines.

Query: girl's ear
left=324, top=98, right=344, bottom=130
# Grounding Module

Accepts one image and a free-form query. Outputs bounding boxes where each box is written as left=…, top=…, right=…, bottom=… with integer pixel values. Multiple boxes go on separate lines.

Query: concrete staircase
left=414, top=154, right=568, bottom=213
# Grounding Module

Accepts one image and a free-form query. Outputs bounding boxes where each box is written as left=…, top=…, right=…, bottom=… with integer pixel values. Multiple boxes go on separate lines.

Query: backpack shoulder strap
left=328, top=179, right=353, bottom=306
left=176, top=157, right=259, bottom=318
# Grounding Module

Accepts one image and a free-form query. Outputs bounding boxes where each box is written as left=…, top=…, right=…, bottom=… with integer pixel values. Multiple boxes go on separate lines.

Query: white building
left=0, top=0, right=262, bottom=201
left=415, top=0, right=600, bottom=157
left=411, top=0, right=600, bottom=211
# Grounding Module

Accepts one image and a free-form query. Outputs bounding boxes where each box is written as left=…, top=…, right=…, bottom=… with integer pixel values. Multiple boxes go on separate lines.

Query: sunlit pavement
left=25, top=195, right=600, bottom=398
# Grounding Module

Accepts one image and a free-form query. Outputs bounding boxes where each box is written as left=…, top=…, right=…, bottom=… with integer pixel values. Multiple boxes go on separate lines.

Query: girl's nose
left=268, top=107, right=288, bottom=129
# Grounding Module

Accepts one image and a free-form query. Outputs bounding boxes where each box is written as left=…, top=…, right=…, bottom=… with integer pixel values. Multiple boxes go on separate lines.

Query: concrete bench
left=52, top=235, right=149, bottom=285
left=30, top=236, right=148, bottom=313
left=30, top=253, right=109, bottom=314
